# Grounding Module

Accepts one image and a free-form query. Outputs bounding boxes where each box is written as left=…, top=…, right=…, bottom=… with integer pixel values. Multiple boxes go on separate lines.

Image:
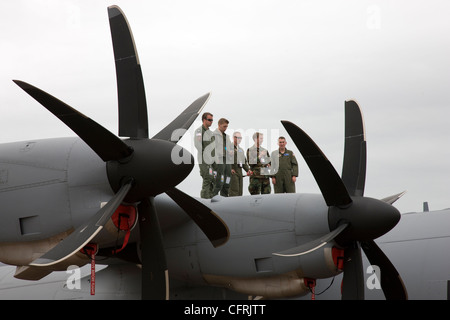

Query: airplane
left=0, top=5, right=448, bottom=301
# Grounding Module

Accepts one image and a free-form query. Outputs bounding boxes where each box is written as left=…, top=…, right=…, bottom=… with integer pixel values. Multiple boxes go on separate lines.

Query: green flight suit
left=271, top=149, right=298, bottom=193
left=194, top=125, right=216, bottom=199
left=212, top=128, right=233, bottom=197
left=247, top=145, right=271, bottom=195
left=229, top=144, right=250, bottom=197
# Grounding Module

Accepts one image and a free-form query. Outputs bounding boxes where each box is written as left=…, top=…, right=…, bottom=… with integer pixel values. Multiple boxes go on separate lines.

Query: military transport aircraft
left=0, top=5, right=447, bottom=300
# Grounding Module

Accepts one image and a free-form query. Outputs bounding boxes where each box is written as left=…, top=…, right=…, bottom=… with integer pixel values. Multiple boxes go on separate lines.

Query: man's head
left=217, top=118, right=229, bottom=133
left=202, top=112, right=213, bottom=128
left=252, top=132, right=264, bottom=147
left=233, top=131, right=242, bottom=145
left=278, top=136, right=287, bottom=149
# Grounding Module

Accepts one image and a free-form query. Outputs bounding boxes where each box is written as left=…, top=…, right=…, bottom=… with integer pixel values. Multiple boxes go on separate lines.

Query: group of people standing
left=195, top=112, right=298, bottom=199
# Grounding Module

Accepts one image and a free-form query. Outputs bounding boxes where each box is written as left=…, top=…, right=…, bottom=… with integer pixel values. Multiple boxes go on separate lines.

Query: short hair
left=202, top=112, right=213, bottom=120
left=278, top=136, right=286, bottom=140
left=218, top=118, right=229, bottom=125
left=252, top=132, right=263, bottom=141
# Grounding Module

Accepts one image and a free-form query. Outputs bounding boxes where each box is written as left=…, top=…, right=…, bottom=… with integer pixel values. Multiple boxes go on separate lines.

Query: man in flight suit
left=271, top=136, right=298, bottom=193
left=229, top=131, right=251, bottom=196
left=247, top=132, right=271, bottom=195
left=194, top=112, right=216, bottom=199
left=212, top=118, right=233, bottom=197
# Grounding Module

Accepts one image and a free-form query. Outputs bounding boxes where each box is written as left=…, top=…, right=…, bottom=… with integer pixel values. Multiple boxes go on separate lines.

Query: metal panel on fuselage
left=0, top=137, right=112, bottom=243
left=164, top=193, right=334, bottom=281
left=0, top=138, right=73, bottom=242
left=66, top=138, right=115, bottom=229
left=195, top=194, right=297, bottom=277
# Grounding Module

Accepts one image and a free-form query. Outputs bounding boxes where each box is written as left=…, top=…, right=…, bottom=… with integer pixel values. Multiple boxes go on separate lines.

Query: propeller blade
left=341, top=100, right=366, bottom=197
left=281, top=120, right=352, bottom=207
left=165, top=188, right=230, bottom=248
left=273, top=223, right=348, bottom=257
left=381, top=191, right=407, bottom=205
left=361, top=240, right=408, bottom=300
left=138, top=197, right=169, bottom=300
left=13, top=80, right=133, bottom=162
left=30, top=179, right=133, bottom=267
left=341, top=241, right=365, bottom=300
left=108, top=5, right=148, bottom=139
left=152, top=93, right=211, bottom=142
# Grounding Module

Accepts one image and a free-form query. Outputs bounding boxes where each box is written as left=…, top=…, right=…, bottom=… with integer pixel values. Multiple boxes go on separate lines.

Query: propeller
left=13, top=5, right=229, bottom=299
left=276, top=100, right=407, bottom=300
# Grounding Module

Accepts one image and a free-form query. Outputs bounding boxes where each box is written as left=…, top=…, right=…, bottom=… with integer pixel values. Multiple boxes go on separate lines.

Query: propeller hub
left=107, top=139, right=194, bottom=202
left=329, top=196, right=400, bottom=245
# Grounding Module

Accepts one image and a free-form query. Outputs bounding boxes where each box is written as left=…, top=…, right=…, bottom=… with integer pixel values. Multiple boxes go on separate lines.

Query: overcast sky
left=1, top=0, right=449, bottom=214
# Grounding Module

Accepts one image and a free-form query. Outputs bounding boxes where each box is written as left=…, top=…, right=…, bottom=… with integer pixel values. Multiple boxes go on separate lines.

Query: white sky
left=1, top=0, right=449, bottom=214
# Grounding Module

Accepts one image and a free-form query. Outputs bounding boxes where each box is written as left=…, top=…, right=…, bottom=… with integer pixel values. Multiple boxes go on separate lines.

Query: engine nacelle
left=203, top=272, right=311, bottom=299
left=202, top=242, right=344, bottom=298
